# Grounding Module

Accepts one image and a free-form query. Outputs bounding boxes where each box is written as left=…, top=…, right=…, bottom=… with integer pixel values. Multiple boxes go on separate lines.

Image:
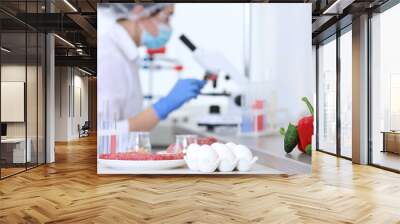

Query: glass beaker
left=128, top=132, right=152, bottom=153
left=174, top=134, right=198, bottom=153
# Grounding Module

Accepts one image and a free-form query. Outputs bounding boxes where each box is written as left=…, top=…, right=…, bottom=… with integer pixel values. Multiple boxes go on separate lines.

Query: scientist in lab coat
left=98, top=3, right=205, bottom=132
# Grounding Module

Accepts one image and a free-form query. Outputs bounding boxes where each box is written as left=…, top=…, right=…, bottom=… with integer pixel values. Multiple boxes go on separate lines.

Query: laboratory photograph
left=97, top=3, right=314, bottom=175
left=0, top=1, right=400, bottom=223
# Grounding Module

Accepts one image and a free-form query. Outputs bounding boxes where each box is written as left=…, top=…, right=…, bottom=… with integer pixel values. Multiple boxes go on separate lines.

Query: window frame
left=367, top=0, right=400, bottom=173
left=0, top=0, right=47, bottom=180
left=315, top=24, right=353, bottom=160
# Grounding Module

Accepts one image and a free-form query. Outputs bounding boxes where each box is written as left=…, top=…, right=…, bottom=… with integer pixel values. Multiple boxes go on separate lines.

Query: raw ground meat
left=198, top=137, right=218, bottom=145
left=102, top=137, right=220, bottom=160
left=165, top=137, right=218, bottom=153
left=166, top=143, right=176, bottom=153
left=99, top=152, right=184, bottom=161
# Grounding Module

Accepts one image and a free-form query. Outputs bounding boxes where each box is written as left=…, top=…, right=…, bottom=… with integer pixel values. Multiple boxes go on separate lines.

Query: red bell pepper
left=297, top=97, right=314, bottom=152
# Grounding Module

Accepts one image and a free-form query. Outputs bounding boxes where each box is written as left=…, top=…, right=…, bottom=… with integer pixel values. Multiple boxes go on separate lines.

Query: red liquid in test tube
left=110, top=134, right=116, bottom=155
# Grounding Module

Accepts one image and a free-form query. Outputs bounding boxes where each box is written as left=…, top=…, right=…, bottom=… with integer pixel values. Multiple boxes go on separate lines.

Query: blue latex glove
left=153, top=79, right=206, bottom=120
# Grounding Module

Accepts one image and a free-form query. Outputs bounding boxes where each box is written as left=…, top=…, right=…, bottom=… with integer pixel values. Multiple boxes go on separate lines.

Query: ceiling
left=0, top=0, right=98, bottom=73
left=0, top=0, right=393, bottom=74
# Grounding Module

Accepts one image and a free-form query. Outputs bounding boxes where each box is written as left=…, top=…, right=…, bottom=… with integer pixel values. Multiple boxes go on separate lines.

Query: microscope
left=179, top=35, right=247, bottom=131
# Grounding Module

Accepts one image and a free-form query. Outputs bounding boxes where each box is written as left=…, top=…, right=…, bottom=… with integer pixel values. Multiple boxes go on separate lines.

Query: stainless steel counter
left=173, top=123, right=312, bottom=175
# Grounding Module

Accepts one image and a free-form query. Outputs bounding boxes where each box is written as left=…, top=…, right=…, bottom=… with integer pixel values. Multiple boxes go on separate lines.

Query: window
left=317, top=27, right=353, bottom=159
left=0, top=1, right=47, bottom=179
left=339, top=29, right=352, bottom=158
left=370, top=3, right=400, bottom=171
left=317, top=36, right=337, bottom=154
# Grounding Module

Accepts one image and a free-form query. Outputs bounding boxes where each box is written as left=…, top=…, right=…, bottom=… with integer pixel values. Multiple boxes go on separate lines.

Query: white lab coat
left=98, top=22, right=144, bottom=123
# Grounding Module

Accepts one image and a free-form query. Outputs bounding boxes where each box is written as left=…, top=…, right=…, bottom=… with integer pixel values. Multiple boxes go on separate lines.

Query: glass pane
left=371, top=4, right=400, bottom=171
left=340, top=30, right=352, bottom=158
left=27, top=31, right=38, bottom=169
left=26, top=0, right=39, bottom=169
left=38, top=32, right=45, bottom=165
left=1, top=30, right=27, bottom=177
left=318, top=37, right=337, bottom=154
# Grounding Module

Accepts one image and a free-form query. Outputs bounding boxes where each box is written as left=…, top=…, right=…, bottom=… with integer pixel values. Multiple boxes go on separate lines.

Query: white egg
left=232, top=145, right=253, bottom=161
left=212, top=143, right=236, bottom=160
left=225, top=142, right=237, bottom=150
left=186, top=143, right=200, bottom=157
left=218, top=160, right=237, bottom=172
left=197, top=145, right=219, bottom=173
left=184, top=156, right=198, bottom=171
left=200, top=144, right=213, bottom=150
left=211, top=143, right=237, bottom=172
left=185, top=143, right=201, bottom=171
left=198, top=145, right=218, bottom=161
left=211, top=142, right=223, bottom=149
left=237, top=157, right=258, bottom=172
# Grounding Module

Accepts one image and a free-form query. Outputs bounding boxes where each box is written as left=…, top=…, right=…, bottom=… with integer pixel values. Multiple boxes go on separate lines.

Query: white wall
left=147, top=3, right=312, bottom=124
left=1, top=65, right=38, bottom=138
left=1, top=64, right=46, bottom=163
left=54, top=67, right=89, bottom=141
left=250, top=4, right=313, bottom=122
left=55, top=67, right=68, bottom=141
left=139, top=3, right=246, bottom=117
left=72, top=74, right=89, bottom=137
left=98, top=3, right=313, bottom=128
left=1, top=66, right=26, bottom=127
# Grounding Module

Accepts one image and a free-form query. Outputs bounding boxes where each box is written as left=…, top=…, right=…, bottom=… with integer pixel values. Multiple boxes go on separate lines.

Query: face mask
left=140, top=24, right=172, bottom=50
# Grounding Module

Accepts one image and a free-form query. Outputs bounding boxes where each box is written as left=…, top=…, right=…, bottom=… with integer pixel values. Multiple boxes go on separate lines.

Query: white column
left=46, top=33, right=55, bottom=163
left=352, top=14, right=369, bottom=164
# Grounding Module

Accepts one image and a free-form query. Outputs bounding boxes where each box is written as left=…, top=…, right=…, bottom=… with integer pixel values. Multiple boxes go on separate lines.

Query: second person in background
left=98, top=3, right=205, bottom=132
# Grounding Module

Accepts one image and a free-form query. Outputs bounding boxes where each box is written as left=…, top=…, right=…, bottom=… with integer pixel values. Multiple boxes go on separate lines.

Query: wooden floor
left=1, top=167, right=26, bottom=178
left=373, top=151, right=400, bottom=171
left=1, top=135, right=400, bottom=224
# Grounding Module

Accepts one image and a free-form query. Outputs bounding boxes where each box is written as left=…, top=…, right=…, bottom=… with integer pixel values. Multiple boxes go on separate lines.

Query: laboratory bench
left=172, top=121, right=312, bottom=175
left=98, top=120, right=311, bottom=175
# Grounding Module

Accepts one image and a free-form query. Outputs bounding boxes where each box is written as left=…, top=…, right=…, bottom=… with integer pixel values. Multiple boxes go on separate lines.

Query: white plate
left=98, top=159, right=186, bottom=171
left=156, top=150, right=180, bottom=155
left=98, top=163, right=283, bottom=175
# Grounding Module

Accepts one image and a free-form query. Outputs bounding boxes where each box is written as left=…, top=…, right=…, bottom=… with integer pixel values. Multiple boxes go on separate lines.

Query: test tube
left=104, top=100, right=110, bottom=155
left=110, top=112, right=117, bottom=156
left=98, top=111, right=103, bottom=157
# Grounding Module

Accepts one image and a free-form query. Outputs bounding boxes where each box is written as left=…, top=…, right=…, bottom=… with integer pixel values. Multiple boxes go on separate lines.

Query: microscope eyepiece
left=179, top=34, right=197, bottom=52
